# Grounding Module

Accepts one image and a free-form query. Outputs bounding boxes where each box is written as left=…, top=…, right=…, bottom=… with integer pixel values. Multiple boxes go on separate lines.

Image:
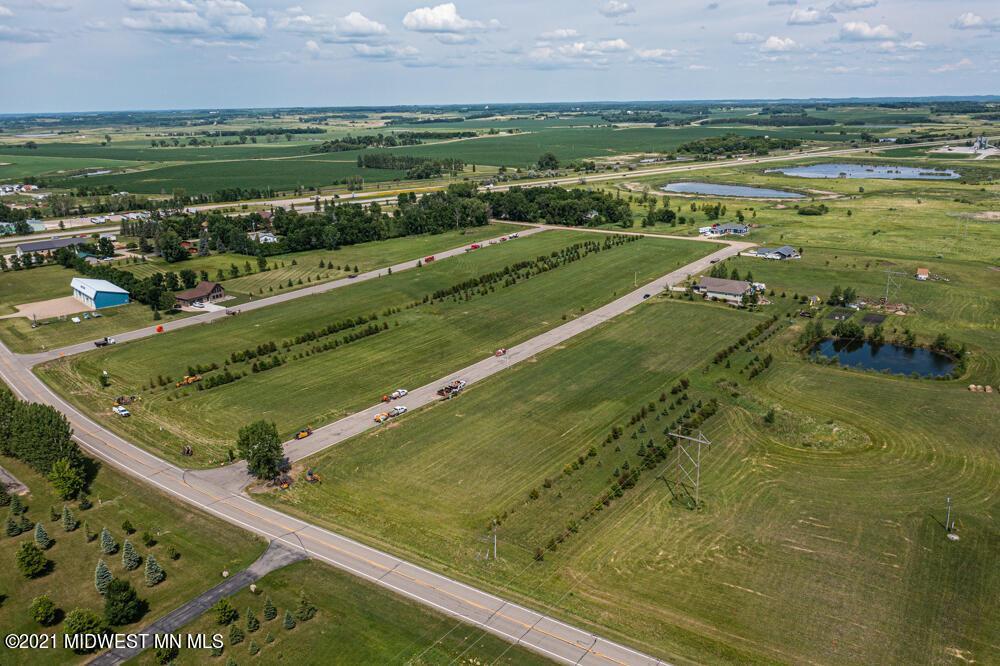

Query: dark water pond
left=767, top=163, right=959, bottom=180
left=811, top=339, right=956, bottom=376
left=661, top=181, right=804, bottom=198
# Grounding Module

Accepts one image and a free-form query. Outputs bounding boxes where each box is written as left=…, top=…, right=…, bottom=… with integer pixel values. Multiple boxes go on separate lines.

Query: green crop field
left=133, top=559, right=551, bottom=665
left=254, top=293, right=999, bottom=665
left=0, top=454, right=264, bottom=666
left=37, top=231, right=710, bottom=465
left=0, top=153, right=143, bottom=180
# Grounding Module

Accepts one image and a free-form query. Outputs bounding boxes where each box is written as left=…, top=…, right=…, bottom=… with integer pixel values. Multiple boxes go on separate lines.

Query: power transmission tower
left=882, top=270, right=906, bottom=305
left=668, top=430, right=712, bottom=509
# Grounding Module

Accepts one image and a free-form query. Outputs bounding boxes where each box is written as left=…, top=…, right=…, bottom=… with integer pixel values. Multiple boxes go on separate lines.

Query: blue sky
left=0, top=0, right=997, bottom=112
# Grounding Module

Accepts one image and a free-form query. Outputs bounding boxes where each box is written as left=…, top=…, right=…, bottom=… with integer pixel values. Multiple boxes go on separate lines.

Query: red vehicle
left=468, top=244, right=481, bottom=251
left=424, top=255, right=435, bottom=263
left=495, top=348, right=508, bottom=357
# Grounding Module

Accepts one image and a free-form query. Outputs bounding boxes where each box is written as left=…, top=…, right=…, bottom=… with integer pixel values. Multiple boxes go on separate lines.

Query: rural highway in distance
left=2, top=227, right=750, bottom=665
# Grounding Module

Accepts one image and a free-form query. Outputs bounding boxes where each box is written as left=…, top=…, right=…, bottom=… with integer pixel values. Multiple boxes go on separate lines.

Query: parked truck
left=94, top=337, right=117, bottom=347
left=436, top=379, right=467, bottom=398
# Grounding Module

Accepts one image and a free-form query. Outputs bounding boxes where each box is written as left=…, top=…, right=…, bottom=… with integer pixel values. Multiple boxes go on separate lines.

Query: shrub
left=104, top=579, right=145, bottom=626
left=64, top=609, right=106, bottom=653
left=16, top=542, right=48, bottom=578
left=30, top=595, right=58, bottom=626
left=214, top=598, right=239, bottom=626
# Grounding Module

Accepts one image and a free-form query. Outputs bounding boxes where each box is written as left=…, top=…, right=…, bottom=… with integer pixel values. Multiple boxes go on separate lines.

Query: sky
left=0, top=0, right=998, bottom=113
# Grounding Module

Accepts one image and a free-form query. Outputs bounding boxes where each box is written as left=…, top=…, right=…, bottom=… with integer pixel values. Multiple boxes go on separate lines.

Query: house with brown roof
left=915, top=268, right=930, bottom=281
left=694, top=277, right=752, bottom=305
left=174, top=281, right=225, bottom=307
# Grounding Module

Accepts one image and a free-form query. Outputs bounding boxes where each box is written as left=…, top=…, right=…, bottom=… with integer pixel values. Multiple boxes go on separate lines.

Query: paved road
left=0, top=227, right=749, bottom=665
left=21, top=225, right=546, bottom=364
left=90, top=540, right=306, bottom=665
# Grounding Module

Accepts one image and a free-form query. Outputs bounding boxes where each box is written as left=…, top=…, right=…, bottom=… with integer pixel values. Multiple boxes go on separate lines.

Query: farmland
left=37, top=231, right=711, bottom=465
left=257, top=295, right=1000, bottom=665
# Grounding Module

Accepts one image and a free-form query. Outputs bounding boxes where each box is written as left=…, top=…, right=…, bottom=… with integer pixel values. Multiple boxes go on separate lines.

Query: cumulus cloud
left=539, top=28, right=580, bottom=40
left=760, top=35, right=798, bottom=51
left=733, top=31, right=764, bottom=43
left=951, top=12, right=1000, bottom=32
left=0, top=4, right=12, bottom=16
left=352, top=42, right=420, bottom=60
left=0, top=23, right=51, bottom=41
left=598, top=1, right=634, bottom=18
left=122, top=0, right=267, bottom=41
left=838, top=21, right=900, bottom=41
left=788, top=7, right=834, bottom=25
left=633, top=47, right=681, bottom=64
left=930, top=57, right=973, bottom=73
left=274, top=8, right=387, bottom=43
left=402, top=3, right=499, bottom=34
left=828, top=0, right=877, bottom=12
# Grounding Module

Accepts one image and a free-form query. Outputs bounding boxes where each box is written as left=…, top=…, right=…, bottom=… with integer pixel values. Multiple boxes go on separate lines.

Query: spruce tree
left=225, top=657, right=236, bottom=666
left=10, top=495, right=23, bottom=515
left=5, top=513, right=20, bottom=537
left=62, top=506, right=77, bottom=532
left=83, top=521, right=95, bottom=542
left=34, top=522, right=51, bottom=549
left=262, top=596, right=276, bottom=621
left=293, top=591, right=316, bottom=622
left=100, top=527, right=118, bottom=554
left=144, top=554, right=165, bottom=587
left=19, top=514, right=33, bottom=533
left=49, top=505, right=59, bottom=522
left=0, top=484, right=9, bottom=507
left=245, top=607, right=259, bottom=633
left=247, top=640, right=259, bottom=656
left=95, top=559, right=113, bottom=595
left=122, top=539, right=140, bottom=571
left=264, top=631, right=274, bottom=644
left=229, top=623, right=244, bottom=645
left=282, top=609, right=295, bottom=630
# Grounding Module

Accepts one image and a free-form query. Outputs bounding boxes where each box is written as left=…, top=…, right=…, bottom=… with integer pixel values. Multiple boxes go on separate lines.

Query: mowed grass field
left=0, top=265, right=86, bottom=315
left=257, top=297, right=1000, bottom=665
left=134, top=560, right=552, bottom=666
left=0, top=455, right=264, bottom=665
left=37, top=231, right=711, bottom=465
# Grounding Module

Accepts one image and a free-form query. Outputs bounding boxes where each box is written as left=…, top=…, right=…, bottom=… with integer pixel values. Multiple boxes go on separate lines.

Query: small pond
left=660, top=181, right=804, bottom=198
left=811, top=339, right=956, bottom=377
left=767, top=163, right=960, bottom=180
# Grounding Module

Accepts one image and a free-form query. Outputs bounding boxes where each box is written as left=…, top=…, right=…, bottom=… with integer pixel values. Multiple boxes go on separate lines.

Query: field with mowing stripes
left=260, top=297, right=1000, bottom=665
left=37, top=231, right=710, bottom=465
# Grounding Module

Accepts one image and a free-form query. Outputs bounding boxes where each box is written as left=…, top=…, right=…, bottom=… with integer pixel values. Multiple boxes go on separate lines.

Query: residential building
left=174, top=281, right=226, bottom=307
left=915, top=268, right=930, bottom=281
left=248, top=231, right=279, bottom=243
left=694, top=277, right=753, bottom=305
left=755, top=245, right=800, bottom=260
left=70, top=277, right=130, bottom=309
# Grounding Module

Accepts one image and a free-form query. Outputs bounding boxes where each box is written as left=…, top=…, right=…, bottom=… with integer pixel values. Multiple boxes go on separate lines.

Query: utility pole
left=669, top=430, right=712, bottom=509
left=492, top=519, right=498, bottom=560
left=945, top=497, right=952, bottom=533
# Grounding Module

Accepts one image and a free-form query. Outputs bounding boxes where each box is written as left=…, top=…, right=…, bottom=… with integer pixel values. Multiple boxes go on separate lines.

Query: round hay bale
left=968, top=384, right=976, bottom=391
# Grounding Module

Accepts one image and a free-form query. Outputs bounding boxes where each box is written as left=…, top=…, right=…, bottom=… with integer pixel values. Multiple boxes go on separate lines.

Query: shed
left=71, top=277, right=130, bottom=309
left=915, top=268, right=929, bottom=281
left=15, top=236, right=88, bottom=257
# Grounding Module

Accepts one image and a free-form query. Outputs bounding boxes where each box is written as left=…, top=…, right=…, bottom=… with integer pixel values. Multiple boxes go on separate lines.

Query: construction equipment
left=175, top=374, right=202, bottom=388
left=181, top=445, right=193, bottom=457
left=113, top=395, right=138, bottom=406
left=94, top=336, right=117, bottom=348
left=374, top=412, right=390, bottom=423
left=295, top=427, right=313, bottom=439
left=305, top=468, right=321, bottom=483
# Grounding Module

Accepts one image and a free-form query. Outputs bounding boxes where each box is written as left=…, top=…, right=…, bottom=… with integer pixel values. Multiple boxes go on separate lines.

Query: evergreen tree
left=30, top=595, right=58, bottom=626
left=264, top=631, right=274, bottom=644
left=83, top=521, right=95, bottom=542
left=213, top=598, right=238, bottom=625
left=49, top=505, right=59, bottom=522
left=100, top=527, right=118, bottom=554
left=16, top=542, right=48, bottom=578
left=0, top=484, right=9, bottom=507
left=62, top=505, right=78, bottom=532
left=293, top=591, right=316, bottom=622
left=34, top=522, right=51, bottom=549
left=122, top=539, right=141, bottom=571
left=95, top=559, right=113, bottom=595
left=229, top=623, right=245, bottom=645
left=10, top=495, right=23, bottom=515
left=104, top=579, right=145, bottom=626
left=262, top=596, right=276, bottom=621
left=19, top=514, right=33, bottom=532
left=245, top=607, right=259, bottom=633
left=144, top=554, right=165, bottom=587
left=282, top=609, right=296, bottom=630
left=247, top=640, right=259, bottom=656
left=5, top=513, right=20, bottom=536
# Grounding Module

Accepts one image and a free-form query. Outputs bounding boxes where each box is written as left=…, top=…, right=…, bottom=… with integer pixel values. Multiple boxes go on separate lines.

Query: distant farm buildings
left=70, top=277, right=130, bottom=310
left=752, top=245, right=800, bottom=260
left=15, top=236, right=89, bottom=257
left=699, top=222, right=749, bottom=237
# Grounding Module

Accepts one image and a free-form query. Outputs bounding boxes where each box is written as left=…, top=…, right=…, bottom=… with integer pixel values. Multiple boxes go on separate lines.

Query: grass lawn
left=133, top=560, right=552, bottom=666
left=0, top=456, right=264, bottom=665
left=37, top=231, right=711, bottom=466
left=0, top=265, right=86, bottom=315
left=254, top=296, right=999, bottom=665
left=114, top=223, right=524, bottom=297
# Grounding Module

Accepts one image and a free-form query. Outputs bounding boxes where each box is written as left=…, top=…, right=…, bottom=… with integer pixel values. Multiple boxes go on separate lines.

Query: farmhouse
left=70, top=277, right=130, bottom=309
left=915, top=267, right=929, bottom=281
left=15, top=236, right=88, bottom=257
left=755, top=245, right=800, bottom=260
left=174, top=281, right=225, bottom=307
left=701, top=223, right=749, bottom=237
left=694, top=277, right=752, bottom=305
left=248, top=230, right=279, bottom=243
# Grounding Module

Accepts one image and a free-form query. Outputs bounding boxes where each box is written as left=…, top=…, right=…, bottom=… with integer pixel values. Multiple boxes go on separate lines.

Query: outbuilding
left=915, top=268, right=929, bottom=281
left=174, top=281, right=225, bottom=307
left=15, top=236, right=88, bottom=257
left=70, top=277, right=130, bottom=309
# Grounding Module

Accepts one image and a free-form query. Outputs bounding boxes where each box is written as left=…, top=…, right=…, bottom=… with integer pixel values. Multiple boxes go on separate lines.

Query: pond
left=811, top=339, right=956, bottom=377
left=660, top=181, right=804, bottom=198
left=767, top=163, right=960, bottom=180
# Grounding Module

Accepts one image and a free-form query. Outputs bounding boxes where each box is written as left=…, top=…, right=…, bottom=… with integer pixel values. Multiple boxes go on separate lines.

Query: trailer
left=94, top=336, right=117, bottom=348
left=436, top=379, right=467, bottom=398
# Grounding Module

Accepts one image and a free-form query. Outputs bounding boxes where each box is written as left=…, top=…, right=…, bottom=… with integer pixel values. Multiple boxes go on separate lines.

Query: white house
left=248, top=231, right=279, bottom=244
left=755, top=245, right=800, bottom=260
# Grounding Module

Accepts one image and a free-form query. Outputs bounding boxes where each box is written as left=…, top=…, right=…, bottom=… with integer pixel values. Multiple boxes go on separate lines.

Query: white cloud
left=768, top=0, right=797, bottom=5
left=874, top=39, right=925, bottom=53
left=825, top=65, right=856, bottom=73
left=688, top=64, right=710, bottom=70
left=402, top=3, right=499, bottom=34
left=951, top=12, right=1000, bottom=32
left=539, top=28, right=580, bottom=40
left=122, top=0, right=266, bottom=40
left=828, top=0, right=877, bottom=12
left=0, top=23, right=50, bottom=41
left=274, top=9, right=387, bottom=43
left=598, top=1, right=634, bottom=18
left=22, top=0, right=71, bottom=11
left=788, top=7, right=834, bottom=25
left=335, top=11, right=388, bottom=38
left=733, top=32, right=764, bottom=43
left=0, top=4, right=13, bottom=16
left=352, top=42, right=420, bottom=60
left=838, top=21, right=900, bottom=41
left=760, top=35, right=798, bottom=51
left=930, top=57, right=972, bottom=73
left=633, top=47, right=680, bottom=63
